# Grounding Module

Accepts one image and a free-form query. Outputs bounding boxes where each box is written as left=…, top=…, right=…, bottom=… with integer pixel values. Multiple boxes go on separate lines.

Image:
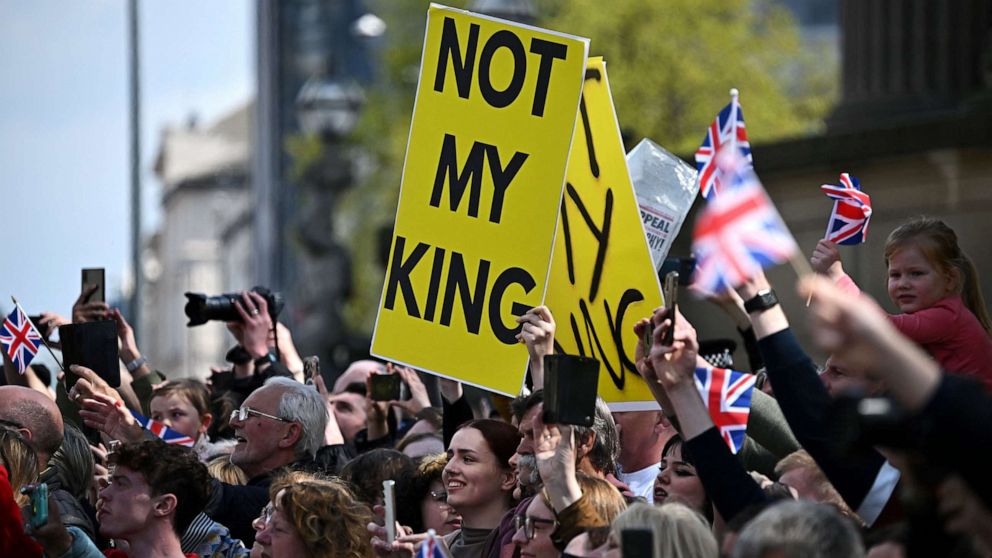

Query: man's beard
left=515, top=454, right=542, bottom=498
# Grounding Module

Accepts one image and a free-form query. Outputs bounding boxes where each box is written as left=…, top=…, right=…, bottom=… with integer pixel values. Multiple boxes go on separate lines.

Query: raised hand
left=72, top=285, right=109, bottom=323
left=387, top=364, right=431, bottom=416
left=232, top=291, right=273, bottom=360
left=516, top=305, right=556, bottom=387
left=810, top=239, right=844, bottom=278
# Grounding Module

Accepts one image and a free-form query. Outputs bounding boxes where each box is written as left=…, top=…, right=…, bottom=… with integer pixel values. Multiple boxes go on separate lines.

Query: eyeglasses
left=430, top=490, right=448, bottom=504
left=254, top=503, right=275, bottom=528
left=513, top=514, right=558, bottom=541
left=230, top=406, right=291, bottom=423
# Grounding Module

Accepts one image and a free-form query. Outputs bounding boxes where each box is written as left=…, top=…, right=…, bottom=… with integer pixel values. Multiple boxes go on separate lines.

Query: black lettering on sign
left=434, top=18, right=480, bottom=98
left=384, top=236, right=430, bottom=318
left=578, top=69, right=602, bottom=178
left=383, top=236, right=537, bottom=345
left=529, top=38, right=568, bottom=116
left=431, top=134, right=528, bottom=224
left=440, top=252, right=489, bottom=334
left=563, top=183, right=613, bottom=303
left=431, top=16, right=568, bottom=115
left=562, top=288, right=644, bottom=390
left=489, top=267, right=536, bottom=343
left=478, top=30, right=526, bottom=108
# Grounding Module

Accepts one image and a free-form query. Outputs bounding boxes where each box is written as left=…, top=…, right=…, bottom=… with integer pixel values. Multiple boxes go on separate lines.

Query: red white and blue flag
left=0, top=306, right=43, bottom=374
left=691, top=151, right=798, bottom=295
left=129, top=410, right=195, bottom=447
left=694, top=364, right=756, bottom=454
left=695, top=89, right=753, bottom=200
left=417, top=530, right=448, bottom=558
left=821, top=173, right=871, bottom=245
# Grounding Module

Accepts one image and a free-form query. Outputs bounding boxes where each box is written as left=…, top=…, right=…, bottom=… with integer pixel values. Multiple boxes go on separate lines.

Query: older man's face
left=229, top=386, right=293, bottom=478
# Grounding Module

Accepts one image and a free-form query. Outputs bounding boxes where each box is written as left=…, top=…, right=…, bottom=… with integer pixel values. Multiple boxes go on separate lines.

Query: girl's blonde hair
left=206, top=453, right=247, bottom=485
left=270, top=471, right=374, bottom=558
left=612, top=502, right=718, bottom=558
left=884, top=217, right=992, bottom=335
left=0, top=426, right=38, bottom=507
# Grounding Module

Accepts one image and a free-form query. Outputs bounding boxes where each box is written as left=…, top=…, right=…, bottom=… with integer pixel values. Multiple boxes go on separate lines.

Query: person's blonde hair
left=206, top=453, right=247, bottom=485
left=612, top=502, right=718, bottom=558
left=576, top=472, right=627, bottom=523
left=0, top=427, right=39, bottom=507
left=885, top=217, right=992, bottom=335
left=270, top=471, right=374, bottom=558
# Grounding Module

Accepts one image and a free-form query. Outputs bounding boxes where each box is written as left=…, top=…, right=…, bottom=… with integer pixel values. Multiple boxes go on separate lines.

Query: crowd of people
left=2, top=215, right=992, bottom=558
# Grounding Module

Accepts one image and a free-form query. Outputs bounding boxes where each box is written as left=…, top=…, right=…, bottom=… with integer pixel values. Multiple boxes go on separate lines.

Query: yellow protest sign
left=371, top=4, right=589, bottom=396
left=545, top=58, right=663, bottom=409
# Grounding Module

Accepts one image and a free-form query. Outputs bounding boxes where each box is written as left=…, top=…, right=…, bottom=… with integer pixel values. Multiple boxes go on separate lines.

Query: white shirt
left=618, top=463, right=661, bottom=504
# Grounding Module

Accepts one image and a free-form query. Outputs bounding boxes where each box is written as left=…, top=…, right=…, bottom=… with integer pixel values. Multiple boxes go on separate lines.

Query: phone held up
left=644, top=270, right=679, bottom=349
left=543, top=354, right=600, bottom=427
left=81, top=268, right=106, bottom=303
left=369, top=373, right=403, bottom=401
left=303, top=356, right=320, bottom=386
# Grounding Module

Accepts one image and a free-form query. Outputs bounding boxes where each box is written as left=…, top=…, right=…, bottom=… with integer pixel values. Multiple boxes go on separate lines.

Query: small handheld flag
left=821, top=173, right=871, bottom=245
left=418, top=529, right=449, bottom=558
left=695, top=89, right=753, bottom=200
left=691, top=151, right=798, bottom=295
left=0, top=306, right=43, bottom=374
left=694, top=364, right=756, bottom=454
left=130, top=409, right=195, bottom=447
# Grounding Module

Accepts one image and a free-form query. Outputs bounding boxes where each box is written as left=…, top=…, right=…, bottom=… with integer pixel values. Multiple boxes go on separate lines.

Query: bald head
left=332, top=359, right=384, bottom=394
left=0, top=386, right=64, bottom=464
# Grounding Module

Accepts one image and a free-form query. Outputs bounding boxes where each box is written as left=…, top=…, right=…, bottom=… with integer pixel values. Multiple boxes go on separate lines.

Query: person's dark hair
left=732, top=500, right=864, bottom=558
left=662, top=434, right=714, bottom=523
left=339, top=449, right=416, bottom=507
left=456, top=419, right=521, bottom=469
left=575, top=398, right=619, bottom=476
left=110, top=440, right=210, bottom=536
left=509, top=390, right=544, bottom=422
left=343, top=381, right=367, bottom=397
left=396, top=452, right=448, bottom=532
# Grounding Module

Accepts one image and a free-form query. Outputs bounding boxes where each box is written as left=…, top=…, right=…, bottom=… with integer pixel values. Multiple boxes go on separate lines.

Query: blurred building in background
left=143, top=103, right=253, bottom=379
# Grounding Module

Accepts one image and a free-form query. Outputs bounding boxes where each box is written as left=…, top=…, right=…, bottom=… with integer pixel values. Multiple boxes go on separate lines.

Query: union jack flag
left=695, top=89, right=753, bottom=200
left=417, top=530, right=448, bottom=558
left=694, top=364, right=755, bottom=454
left=129, top=409, right=195, bottom=447
left=691, top=151, right=798, bottom=295
left=821, top=173, right=871, bottom=245
left=0, top=306, right=43, bottom=374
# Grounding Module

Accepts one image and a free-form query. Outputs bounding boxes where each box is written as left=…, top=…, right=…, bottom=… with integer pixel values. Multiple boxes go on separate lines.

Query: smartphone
left=661, top=271, right=679, bottom=346
left=28, top=315, right=50, bottom=339
left=542, top=354, right=600, bottom=427
left=369, top=374, right=402, bottom=401
left=303, top=356, right=320, bottom=386
left=27, top=483, right=49, bottom=528
left=621, top=528, right=653, bottom=558
left=60, top=321, right=121, bottom=390
left=82, top=268, right=106, bottom=303
left=383, top=479, right=396, bottom=543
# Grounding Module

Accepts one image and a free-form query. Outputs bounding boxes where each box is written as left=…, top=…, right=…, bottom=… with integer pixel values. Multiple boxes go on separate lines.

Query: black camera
left=183, top=286, right=284, bottom=327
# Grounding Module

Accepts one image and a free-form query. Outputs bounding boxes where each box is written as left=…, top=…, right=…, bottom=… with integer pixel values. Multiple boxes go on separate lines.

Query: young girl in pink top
left=811, top=217, right=992, bottom=390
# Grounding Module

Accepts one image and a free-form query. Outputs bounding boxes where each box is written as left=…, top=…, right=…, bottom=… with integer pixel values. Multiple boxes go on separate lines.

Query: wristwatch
left=254, top=351, right=278, bottom=369
left=744, top=289, right=779, bottom=314
left=126, top=356, right=147, bottom=373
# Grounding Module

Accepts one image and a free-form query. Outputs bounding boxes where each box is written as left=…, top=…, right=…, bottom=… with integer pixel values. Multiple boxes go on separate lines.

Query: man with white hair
left=203, top=376, right=328, bottom=545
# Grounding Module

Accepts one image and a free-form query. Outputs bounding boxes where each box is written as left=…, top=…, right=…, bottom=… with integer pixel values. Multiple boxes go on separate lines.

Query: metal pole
left=128, top=0, right=142, bottom=340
